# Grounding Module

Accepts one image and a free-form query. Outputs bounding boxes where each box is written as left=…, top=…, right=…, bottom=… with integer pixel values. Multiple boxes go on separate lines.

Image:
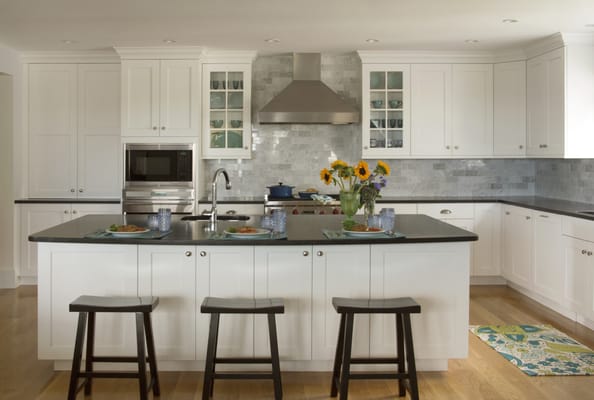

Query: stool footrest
left=215, top=357, right=273, bottom=364
left=215, top=372, right=274, bottom=380
left=348, top=372, right=410, bottom=380
left=91, top=356, right=150, bottom=363
left=79, top=371, right=142, bottom=379
left=350, top=357, right=400, bottom=364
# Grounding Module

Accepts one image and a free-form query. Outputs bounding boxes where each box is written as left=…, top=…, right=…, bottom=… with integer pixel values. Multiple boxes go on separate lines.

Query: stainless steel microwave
left=124, top=143, right=194, bottom=188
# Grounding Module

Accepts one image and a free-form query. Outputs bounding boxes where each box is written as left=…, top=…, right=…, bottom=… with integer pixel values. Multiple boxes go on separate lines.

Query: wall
left=536, top=159, right=594, bottom=203
left=203, top=53, right=536, bottom=199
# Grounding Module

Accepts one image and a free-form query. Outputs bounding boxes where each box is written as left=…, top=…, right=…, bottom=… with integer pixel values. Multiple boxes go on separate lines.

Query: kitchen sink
left=576, top=210, right=594, bottom=216
left=181, top=214, right=250, bottom=221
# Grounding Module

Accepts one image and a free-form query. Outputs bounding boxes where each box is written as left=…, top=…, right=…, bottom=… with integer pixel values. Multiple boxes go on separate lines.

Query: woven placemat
left=84, top=230, right=172, bottom=239
left=322, top=229, right=405, bottom=239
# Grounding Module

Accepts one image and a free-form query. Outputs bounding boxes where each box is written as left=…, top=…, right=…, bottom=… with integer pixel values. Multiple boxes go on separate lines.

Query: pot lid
left=267, top=182, right=295, bottom=189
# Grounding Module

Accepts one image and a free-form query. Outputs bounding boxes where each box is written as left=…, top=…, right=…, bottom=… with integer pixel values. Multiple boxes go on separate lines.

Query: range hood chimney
left=258, top=53, right=360, bottom=125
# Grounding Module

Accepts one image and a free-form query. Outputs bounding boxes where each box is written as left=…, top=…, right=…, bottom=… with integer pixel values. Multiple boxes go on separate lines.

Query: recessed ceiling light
left=366, top=38, right=379, bottom=43
left=61, top=40, right=77, bottom=44
left=502, top=19, right=519, bottom=23
left=163, top=39, right=176, bottom=44
left=265, top=38, right=280, bottom=44
left=465, top=39, right=480, bottom=44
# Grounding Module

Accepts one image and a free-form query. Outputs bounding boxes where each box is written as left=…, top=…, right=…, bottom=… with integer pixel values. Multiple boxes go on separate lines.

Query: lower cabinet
left=502, top=205, right=533, bottom=288
left=563, top=237, right=594, bottom=321
left=532, top=212, right=564, bottom=304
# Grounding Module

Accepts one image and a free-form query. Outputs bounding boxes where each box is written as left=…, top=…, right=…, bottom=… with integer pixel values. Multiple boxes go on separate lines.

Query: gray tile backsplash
left=202, top=53, right=584, bottom=201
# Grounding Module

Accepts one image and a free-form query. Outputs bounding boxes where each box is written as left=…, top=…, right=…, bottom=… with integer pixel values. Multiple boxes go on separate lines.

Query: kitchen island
left=30, top=214, right=477, bottom=372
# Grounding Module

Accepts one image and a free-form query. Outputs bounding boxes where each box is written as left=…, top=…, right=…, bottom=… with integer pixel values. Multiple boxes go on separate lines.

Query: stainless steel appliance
left=123, top=143, right=195, bottom=214
left=264, top=194, right=341, bottom=215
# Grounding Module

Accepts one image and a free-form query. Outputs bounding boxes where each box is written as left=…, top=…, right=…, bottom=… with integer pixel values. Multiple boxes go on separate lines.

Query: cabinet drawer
left=417, top=203, right=474, bottom=219
left=563, top=216, right=594, bottom=243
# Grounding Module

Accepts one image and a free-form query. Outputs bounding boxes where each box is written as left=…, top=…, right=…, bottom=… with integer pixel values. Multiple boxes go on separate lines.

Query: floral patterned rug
left=470, top=324, right=594, bottom=376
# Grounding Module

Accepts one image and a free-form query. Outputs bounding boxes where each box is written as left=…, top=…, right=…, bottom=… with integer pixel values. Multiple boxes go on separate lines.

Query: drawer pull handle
left=588, top=251, right=593, bottom=257
left=582, top=249, right=587, bottom=255
left=539, top=215, right=549, bottom=218
left=302, top=251, right=309, bottom=257
left=199, top=251, right=206, bottom=257
left=440, top=209, right=452, bottom=215
left=185, top=251, right=192, bottom=257
left=317, top=251, right=324, bottom=256
left=525, top=216, right=531, bottom=220
left=505, top=211, right=510, bottom=215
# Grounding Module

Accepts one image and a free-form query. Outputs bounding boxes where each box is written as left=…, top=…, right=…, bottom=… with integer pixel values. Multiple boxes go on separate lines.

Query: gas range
left=264, top=194, right=342, bottom=215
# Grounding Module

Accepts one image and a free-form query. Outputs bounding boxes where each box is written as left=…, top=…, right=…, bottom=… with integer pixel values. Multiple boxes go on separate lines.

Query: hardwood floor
left=1, top=285, right=593, bottom=399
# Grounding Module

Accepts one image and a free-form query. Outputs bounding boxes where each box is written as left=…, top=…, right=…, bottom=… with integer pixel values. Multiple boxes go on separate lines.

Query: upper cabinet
left=493, top=61, right=526, bottom=157
left=121, top=59, right=200, bottom=137
left=361, top=64, right=410, bottom=158
left=28, top=63, right=121, bottom=198
left=201, top=63, right=252, bottom=159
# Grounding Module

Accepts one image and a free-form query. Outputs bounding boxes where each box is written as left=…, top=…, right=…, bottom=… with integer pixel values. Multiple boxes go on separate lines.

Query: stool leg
left=395, top=313, right=405, bottom=397
left=202, top=313, right=220, bottom=400
left=330, top=313, right=347, bottom=397
left=135, top=312, right=148, bottom=400
left=84, top=311, right=95, bottom=395
left=339, top=313, right=355, bottom=400
left=143, top=312, right=160, bottom=396
left=403, top=314, right=419, bottom=400
left=267, top=313, right=283, bottom=400
left=68, top=312, right=87, bottom=400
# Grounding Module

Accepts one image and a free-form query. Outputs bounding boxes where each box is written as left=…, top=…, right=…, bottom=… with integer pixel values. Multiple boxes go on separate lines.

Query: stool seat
left=201, top=297, right=284, bottom=314
left=332, top=297, right=420, bottom=314
left=70, top=295, right=159, bottom=313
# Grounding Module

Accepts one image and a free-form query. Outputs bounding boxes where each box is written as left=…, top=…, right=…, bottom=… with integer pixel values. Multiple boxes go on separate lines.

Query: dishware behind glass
left=211, top=81, right=219, bottom=89
left=157, top=208, right=172, bottom=232
left=397, top=119, right=403, bottom=128
left=379, top=208, right=395, bottom=233
left=230, top=120, right=242, bottom=128
left=211, top=120, right=224, bottom=128
left=147, top=214, right=159, bottom=230
left=371, top=100, right=383, bottom=109
left=232, top=80, right=240, bottom=89
left=389, top=119, right=397, bottom=128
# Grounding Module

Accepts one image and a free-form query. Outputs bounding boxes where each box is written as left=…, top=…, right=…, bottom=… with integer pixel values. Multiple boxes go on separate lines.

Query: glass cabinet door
left=202, top=64, right=251, bottom=159
left=363, top=65, right=410, bottom=158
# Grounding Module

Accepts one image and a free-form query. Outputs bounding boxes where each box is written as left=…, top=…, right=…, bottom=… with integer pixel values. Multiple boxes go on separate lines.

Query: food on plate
left=347, top=224, right=382, bottom=232
left=108, top=224, right=146, bottom=232
left=226, top=226, right=260, bottom=234
left=304, top=188, right=318, bottom=192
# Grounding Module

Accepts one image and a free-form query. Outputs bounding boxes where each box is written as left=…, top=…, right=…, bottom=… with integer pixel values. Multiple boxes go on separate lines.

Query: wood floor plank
left=1, top=285, right=593, bottom=399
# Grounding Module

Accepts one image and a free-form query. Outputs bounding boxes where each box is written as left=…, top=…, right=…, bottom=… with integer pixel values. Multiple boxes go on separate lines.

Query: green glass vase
left=340, top=191, right=360, bottom=228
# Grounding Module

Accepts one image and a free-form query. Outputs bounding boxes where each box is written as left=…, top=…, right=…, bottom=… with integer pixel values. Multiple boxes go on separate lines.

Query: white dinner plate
left=106, top=228, right=150, bottom=237
left=224, top=228, right=271, bottom=238
left=342, top=228, right=386, bottom=237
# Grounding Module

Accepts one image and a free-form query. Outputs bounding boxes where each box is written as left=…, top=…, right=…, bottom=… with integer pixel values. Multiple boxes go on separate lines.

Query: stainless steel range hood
left=258, top=53, right=360, bottom=125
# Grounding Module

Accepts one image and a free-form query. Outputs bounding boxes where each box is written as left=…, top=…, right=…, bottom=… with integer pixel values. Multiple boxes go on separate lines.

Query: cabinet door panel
left=196, top=246, right=254, bottom=358
left=139, top=245, right=196, bottom=360
left=254, top=246, right=312, bottom=360
left=563, top=237, right=594, bottom=319
left=494, top=61, right=526, bottom=156
left=533, top=212, right=564, bottom=303
left=312, top=245, right=370, bottom=360
left=159, top=60, right=199, bottom=136
left=121, top=60, right=160, bottom=136
left=410, top=64, right=451, bottom=157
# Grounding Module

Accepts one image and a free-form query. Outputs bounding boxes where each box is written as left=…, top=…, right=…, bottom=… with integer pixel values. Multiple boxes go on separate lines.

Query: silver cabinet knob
left=519, top=145, right=524, bottom=149
left=72, top=210, right=77, bottom=214
left=582, top=249, right=588, bottom=255
left=302, top=251, right=309, bottom=257
left=525, top=216, right=531, bottom=220
left=505, top=211, right=510, bottom=215
left=440, top=209, right=452, bottom=215
left=153, top=126, right=158, bottom=130
left=454, top=146, right=459, bottom=150
left=199, top=251, right=207, bottom=257
left=539, top=214, right=549, bottom=218
left=185, top=251, right=192, bottom=257
left=588, top=251, right=593, bottom=256
left=79, top=188, right=84, bottom=193
left=364, top=146, right=369, bottom=150
left=317, top=251, right=324, bottom=256
left=64, top=210, right=69, bottom=214
left=70, top=188, right=75, bottom=193
left=161, top=126, right=166, bottom=130
left=446, top=145, right=450, bottom=150
left=244, top=146, right=248, bottom=150
left=543, top=144, right=548, bottom=148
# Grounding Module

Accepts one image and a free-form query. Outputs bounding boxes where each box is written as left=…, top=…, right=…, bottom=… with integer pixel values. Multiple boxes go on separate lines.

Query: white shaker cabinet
left=472, top=203, right=501, bottom=277
left=532, top=212, right=565, bottom=304
left=502, top=205, right=534, bottom=289
left=138, top=245, right=197, bottom=360
left=196, top=246, right=255, bottom=359
left=28, top=64, right=121, bottom=198
left=563, top=236, right=594, bottom=322
left=312, top=245, right=370, bottom=360
left=451, top=64, right=493, bottom=157
left=493, top=61, right=526, bottom=157
left=254, top=246, right=312, bottom=361
left=121, top=59, right=200, bottom=137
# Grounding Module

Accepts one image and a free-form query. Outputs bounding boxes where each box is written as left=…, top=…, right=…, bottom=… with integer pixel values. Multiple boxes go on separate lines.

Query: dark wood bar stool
left=67, top=295, right=160, bottom=400
left=201, top=297, right=285, bottom=400
left=330, top=297, right=421, bottom=400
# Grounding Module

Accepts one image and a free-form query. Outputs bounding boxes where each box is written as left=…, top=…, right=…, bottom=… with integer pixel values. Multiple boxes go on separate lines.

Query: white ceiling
left=0, top=0, right=593, bottom=54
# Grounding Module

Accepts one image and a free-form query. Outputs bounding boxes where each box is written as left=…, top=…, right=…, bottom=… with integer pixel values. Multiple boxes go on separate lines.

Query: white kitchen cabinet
left=18, top=202, right=121, bottom=283
left=202, top=63, right=252, bottom=159
left=369, top=243, right=470, bottom=361
left=451, top=64, right=493, bottom=157
left=37, top=243, right=138, bottom=359
left=502, top=205, right=533, bottom=289
left=254, top=246, right=312, bottom=361
left=28, top=64, right=121, bottom=198
left=472, top=203, right=501, bottom=277
left=527, top=48, right=564, bottom=156
left=121, top=59, right=199, bottom=137
left=563, top=236, right=594, bottom=321
left=493, top=61, right=526, bottom=157
left=532, top=211, right=565, bottom=304
left=196, top=246, right=254, bottom=359
left=410, top=64, right=451, bottom=157
left=361, top=64, right=410, bottom=158
left=138, top=245, right=196, bottom=360
left=312, top=245, right=370, bottom=360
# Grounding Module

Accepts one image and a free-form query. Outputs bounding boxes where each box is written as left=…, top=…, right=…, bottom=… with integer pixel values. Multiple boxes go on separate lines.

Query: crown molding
left=523, top=33, right=565, bottom=59
left=202, top=50, right=258, bottom=63
left=21, top=50, right=120, bottom=64
left=114, top=46, right=206, bottom=60
left=357, top=50, right=497, bottom=64
left=561, top=32, right=594, bottom=45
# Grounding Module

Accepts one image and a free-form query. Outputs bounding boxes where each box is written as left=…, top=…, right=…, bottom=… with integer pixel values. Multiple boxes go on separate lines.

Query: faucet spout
left=210, top=168, right=232, bottom=230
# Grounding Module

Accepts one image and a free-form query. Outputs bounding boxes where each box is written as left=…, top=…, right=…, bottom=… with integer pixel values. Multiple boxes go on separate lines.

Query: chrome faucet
left=209, top=168, right=231, bottom=230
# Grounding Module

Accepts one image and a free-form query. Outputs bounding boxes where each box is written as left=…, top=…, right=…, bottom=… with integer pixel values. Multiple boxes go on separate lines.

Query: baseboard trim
left=470, top=276, right=507, bottom=285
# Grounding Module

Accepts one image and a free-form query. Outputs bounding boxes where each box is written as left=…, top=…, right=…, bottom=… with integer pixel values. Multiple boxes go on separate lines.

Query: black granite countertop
left=28, top=213, right=478, bottom=246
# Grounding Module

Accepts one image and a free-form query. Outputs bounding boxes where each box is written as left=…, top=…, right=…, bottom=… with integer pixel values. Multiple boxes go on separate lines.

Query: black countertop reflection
left=29, top=214, right=477, bottom=246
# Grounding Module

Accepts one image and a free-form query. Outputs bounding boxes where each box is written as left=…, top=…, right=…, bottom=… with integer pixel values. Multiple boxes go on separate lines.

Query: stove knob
left=292, top=208, right=299, bottom=215
left=318, top=210, right=325, bottom=215
left=333, top=208, right=340, bottom=215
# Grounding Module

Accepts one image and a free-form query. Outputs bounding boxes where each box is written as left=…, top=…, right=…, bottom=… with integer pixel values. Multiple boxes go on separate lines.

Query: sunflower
left=320, top=168, right=333, bottom=185
left=376, top=160, right=391, bottom=176
left=354, top=160, right=371, bottom=180
left=331, top=159, right=348, bottom=169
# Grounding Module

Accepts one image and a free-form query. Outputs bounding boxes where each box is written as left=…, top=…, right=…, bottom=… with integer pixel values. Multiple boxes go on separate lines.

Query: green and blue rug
left=470, top=324, right=594, bottom=376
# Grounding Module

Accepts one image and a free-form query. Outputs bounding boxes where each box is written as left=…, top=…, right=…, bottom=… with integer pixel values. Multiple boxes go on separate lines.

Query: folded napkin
left=207, top=231, right=287, bottom=240
left=84, top=230, right=172, bottom=239
left=311, top=194, right=335, bottom=204
left=322, top=229, right=405, bottom=240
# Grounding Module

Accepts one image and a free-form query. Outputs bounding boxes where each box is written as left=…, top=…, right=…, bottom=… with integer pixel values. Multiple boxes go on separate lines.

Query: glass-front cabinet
left=362, top=64, right=410, bottom=158
left=202, top=63, right=252, bottom=159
